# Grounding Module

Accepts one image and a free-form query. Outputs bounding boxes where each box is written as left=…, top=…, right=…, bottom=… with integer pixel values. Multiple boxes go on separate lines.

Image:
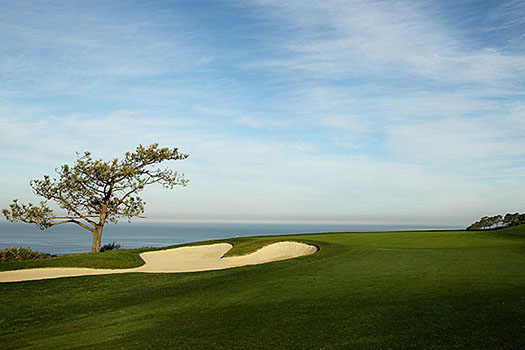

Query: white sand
left=0, top=241, right=317, bottom=283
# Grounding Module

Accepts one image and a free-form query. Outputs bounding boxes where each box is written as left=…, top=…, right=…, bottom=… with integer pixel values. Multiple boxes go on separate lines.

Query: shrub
left=0, top=247, right=53, bottom=262
left=100, top=242, right=121, bottom=252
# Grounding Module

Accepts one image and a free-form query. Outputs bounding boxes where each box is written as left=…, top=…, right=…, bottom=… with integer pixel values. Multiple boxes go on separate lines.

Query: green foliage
left=2, top=201, right=55, bottom=230
left=0, top=247, right=53, bottom=262
left=2, top=143, right=189, bottom=252
left=100, top=242, right=121, bottom=252
left=1, top=228, right=524, bottom=349
left=467, top=212, right=525, bottom=230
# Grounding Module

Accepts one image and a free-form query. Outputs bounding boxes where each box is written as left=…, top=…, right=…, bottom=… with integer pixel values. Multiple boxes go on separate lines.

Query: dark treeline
left=467, top=212, right=525, bottom=230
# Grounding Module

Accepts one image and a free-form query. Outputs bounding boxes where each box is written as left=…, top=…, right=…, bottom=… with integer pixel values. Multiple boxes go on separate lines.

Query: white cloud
left=387, top=99, right=525, bottom=170
left=235, top=115, right=289, bottom=129
left=2, top=110, right=522, bottom=226
left=243, top=0, right=524, bottom=90
left=1, top=1, right=524, bottom=226
left=320, top=115, right=366, bottom=132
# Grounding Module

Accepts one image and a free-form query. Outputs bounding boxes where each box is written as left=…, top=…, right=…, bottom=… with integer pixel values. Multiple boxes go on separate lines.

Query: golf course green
left=1, top=226, right=524, bottom=349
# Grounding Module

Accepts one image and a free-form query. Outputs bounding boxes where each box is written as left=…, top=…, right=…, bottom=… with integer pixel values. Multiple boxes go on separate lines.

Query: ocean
left=0, top=221, right=459, bottom=255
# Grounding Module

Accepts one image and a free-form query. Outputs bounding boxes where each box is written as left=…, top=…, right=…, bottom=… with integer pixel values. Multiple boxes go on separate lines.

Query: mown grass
left=1, top=226, right=524, bottom=349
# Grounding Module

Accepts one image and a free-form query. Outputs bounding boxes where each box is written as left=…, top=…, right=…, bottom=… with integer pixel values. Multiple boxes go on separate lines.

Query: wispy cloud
left=1, top=0, right=524, bottom=225
left=243, top=0, right=524, bottom=87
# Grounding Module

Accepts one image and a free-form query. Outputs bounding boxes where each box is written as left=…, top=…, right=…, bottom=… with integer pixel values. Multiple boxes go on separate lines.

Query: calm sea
left=0, top=221, right=459, bottom=255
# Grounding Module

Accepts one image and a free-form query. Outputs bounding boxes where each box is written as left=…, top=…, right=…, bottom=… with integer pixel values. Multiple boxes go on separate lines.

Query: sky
left=0, top=0, right=524, bottom=227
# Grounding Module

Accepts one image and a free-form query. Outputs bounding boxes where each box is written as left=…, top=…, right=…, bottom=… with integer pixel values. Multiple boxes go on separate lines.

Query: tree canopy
left=466, top=212, right=525, bottom=230
left=3, top=144, right=188, bottom=252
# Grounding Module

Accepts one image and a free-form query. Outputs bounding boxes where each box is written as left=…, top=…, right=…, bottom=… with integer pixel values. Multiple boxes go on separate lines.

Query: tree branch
left=49, top=219, right=95, bottom=232
left=56, top=192, right=98, bottom=226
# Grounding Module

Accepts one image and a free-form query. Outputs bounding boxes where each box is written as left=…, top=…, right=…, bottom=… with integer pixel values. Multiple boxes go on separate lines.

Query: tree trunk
left=91, top=225, right=103, bottom=253
left=92, top=201, right=109, bottom=253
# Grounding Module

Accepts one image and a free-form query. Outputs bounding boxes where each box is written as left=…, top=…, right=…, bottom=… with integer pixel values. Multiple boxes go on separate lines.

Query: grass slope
left=1, top=226, right=524, bottom=349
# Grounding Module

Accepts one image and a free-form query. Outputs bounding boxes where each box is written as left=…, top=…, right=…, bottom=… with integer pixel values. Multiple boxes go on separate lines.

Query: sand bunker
left=0, top=241, right=317, bottom=283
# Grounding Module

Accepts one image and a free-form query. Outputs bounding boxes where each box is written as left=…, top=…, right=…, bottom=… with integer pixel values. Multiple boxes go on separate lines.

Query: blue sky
left=1, top=0, right=524, bottom=226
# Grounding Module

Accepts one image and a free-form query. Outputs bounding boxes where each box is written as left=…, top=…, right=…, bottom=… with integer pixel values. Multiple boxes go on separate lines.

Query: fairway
left=1, top=227, right=524, bottom=349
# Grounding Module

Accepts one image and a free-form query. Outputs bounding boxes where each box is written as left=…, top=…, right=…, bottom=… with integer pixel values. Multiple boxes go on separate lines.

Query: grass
left=0, top=248, right=146, bottom=271
left=1, top=226, right=524, bottom=349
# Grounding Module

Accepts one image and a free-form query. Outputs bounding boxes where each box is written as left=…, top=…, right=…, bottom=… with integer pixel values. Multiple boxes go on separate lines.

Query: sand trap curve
left=0, top=242, right=317, bottom=283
